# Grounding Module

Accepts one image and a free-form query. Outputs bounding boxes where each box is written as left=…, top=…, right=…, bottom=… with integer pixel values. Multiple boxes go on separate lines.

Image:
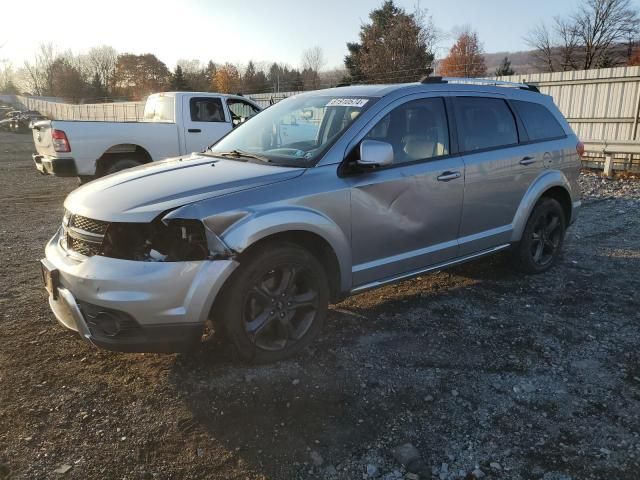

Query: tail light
left=52, top=129, right=71, bottom=153
left=576, top=140, right=585, bottom=158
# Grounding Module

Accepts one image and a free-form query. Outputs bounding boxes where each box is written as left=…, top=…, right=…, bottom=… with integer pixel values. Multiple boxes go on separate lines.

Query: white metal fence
left=5, top=66, right=640, bottom=171
left=5, top=93, right=298, bottom=121
left=10, top=95, right=145, bottom=122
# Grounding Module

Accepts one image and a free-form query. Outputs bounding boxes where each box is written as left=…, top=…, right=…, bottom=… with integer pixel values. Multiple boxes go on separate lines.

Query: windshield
left=209, top=95, right=377, bottom=167
left=143, top=95, right=175, bottom=123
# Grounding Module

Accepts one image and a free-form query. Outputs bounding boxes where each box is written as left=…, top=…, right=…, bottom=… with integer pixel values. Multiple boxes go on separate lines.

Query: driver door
left=348, top=95, right=465, bottom=287
left=183, top=96, right=232, bottom=153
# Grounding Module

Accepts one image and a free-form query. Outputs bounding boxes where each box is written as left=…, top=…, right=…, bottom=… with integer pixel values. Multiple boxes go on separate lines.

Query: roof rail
left=419, top=76, right=540, bottom=93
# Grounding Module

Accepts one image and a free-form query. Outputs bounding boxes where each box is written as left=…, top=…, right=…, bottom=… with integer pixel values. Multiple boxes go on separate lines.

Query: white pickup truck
left=31, top=92, right=261, bottom=181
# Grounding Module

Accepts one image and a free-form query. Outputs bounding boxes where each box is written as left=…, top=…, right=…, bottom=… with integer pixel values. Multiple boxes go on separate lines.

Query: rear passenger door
left=510, top=98, right=568, bottom=185
left=453, top=94, right=538, bottom=255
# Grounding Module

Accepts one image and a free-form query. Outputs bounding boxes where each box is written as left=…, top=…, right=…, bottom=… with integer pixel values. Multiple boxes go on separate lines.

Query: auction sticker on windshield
left=326, top=98, right=369, bottom=107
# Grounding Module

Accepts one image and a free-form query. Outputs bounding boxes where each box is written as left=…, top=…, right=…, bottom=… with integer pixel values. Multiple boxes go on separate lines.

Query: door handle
left=188, top=128, right=201, bottom=133
left=519, top=156, right=536, bottom=165
left=436, top=171, right=461, bottom=182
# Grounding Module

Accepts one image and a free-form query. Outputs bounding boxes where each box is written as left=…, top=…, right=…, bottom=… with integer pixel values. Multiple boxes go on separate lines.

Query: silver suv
left=41, top=78, right=582, bottom=362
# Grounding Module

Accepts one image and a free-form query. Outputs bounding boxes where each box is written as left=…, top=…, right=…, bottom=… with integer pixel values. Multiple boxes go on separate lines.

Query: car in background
left=31, top=92, right=262, bottom=182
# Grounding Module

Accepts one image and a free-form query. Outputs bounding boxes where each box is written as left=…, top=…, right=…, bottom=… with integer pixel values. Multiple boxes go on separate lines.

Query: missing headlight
left=100, top=218, right=231, bottom=262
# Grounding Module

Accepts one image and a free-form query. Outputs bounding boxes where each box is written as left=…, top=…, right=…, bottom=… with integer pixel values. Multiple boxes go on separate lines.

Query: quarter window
left=365, top=97, right=450, bottom=164
left=454, top=97, right=518, bottom=152
left=512, top=100, right=565, bottom=141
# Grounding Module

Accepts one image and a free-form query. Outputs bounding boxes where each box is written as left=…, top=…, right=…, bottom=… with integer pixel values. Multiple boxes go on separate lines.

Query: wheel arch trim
left=510, top=170, right=574, bottom=242
left=219, top=207, right=352, bottom=294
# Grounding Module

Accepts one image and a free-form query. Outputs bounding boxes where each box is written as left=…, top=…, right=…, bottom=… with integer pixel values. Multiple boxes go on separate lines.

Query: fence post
left=603, top=153, right=614, bottom=178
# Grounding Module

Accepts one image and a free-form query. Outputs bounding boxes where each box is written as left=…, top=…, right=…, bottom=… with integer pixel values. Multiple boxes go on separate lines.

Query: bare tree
left=525, top=24, right=556, bottom=72
left=23, top=43, right=57, bottom=96
left=301, top=46, right=325, bottom=89
left=526, top=0, right=640, bottom=72
left=84, top=46, right=117, bottom=96
left=301, top=46, right=326, bottom=73
left=555, top=17, right=581, bottom=70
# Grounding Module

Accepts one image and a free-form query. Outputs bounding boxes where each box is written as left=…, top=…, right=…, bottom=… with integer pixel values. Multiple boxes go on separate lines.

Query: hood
left=65, top=155, right=304, bottom=222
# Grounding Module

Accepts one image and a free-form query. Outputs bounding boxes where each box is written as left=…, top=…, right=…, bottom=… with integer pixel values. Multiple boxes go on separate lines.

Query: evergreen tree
left=494, top=56, right=515, bottom=76
left=170, top=65, right=189, bottom=91
left=344, top=1, right=436, bottom=83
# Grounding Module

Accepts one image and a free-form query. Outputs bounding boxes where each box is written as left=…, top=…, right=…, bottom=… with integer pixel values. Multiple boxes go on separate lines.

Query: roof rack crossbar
left=420, top=76, right=539, bottom=92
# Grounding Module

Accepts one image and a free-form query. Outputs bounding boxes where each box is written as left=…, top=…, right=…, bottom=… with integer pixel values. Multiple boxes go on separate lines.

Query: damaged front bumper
left=42, top=229, right=238, bottom=353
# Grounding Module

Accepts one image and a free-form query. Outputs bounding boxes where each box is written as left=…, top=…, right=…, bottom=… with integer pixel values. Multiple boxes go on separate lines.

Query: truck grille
left=61, top=210, right=109, bottom=258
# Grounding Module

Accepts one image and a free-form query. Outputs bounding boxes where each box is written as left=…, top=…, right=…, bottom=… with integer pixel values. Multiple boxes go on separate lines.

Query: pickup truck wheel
left=511, top=197, right=566, bottom=274
left=220, top=243, right=329, bottom=363
left=105, top=159, right=142, bottom=175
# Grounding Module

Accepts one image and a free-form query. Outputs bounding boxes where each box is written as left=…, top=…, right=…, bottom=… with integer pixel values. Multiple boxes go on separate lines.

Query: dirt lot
left=0, top=130, right=639, bottom=480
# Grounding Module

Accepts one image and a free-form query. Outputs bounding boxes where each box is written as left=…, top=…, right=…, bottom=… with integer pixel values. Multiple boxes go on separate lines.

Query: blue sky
left=0, top=0, right=634, bottom=69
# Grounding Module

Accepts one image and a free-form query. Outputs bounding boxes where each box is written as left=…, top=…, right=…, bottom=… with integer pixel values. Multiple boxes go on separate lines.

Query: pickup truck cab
left=31, top=92, right=261, bottom=181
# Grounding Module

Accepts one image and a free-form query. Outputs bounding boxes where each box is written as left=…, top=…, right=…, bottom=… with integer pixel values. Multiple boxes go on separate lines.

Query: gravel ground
left=0, top=130, right=639, bottom=480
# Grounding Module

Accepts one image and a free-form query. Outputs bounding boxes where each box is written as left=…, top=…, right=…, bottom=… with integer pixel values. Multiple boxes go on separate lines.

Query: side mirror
left=357, top=139, right=394, bottom=168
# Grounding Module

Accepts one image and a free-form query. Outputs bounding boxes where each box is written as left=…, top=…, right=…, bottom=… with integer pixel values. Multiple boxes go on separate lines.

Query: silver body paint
left=43, top=83, right=581, bottom=352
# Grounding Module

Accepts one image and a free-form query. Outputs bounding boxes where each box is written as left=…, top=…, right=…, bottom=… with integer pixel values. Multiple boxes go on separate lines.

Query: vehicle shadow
left=165, top=248, right=639, bottom=478
left=163, top=253, right=529, bottom=478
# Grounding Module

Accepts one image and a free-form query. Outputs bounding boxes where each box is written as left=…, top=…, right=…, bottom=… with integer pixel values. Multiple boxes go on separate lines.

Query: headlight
left=100, top=218, right=231, bottom=262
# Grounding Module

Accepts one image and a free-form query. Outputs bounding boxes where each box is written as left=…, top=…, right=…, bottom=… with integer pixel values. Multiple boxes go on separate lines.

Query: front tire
left=511, top=197, right=566, bottom=274
left=219, top=243, right=329, bottom=363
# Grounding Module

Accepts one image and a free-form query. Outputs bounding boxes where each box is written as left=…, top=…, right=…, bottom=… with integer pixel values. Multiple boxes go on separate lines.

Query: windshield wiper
left=207, top=149, right=271, bottom=163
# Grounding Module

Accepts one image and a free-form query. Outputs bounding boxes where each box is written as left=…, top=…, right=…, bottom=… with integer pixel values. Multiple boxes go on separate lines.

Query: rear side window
left=454, top=97, right=518, bottom=152
left=512, top=100, right=565, bottom=141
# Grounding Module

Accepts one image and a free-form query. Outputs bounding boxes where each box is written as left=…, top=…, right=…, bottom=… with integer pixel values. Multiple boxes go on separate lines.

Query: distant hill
left=484, top=50, right=537, bottom=75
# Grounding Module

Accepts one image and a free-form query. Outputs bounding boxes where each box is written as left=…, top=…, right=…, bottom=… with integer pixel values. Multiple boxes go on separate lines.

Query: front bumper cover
left=43, top=230, right=238, bottom=353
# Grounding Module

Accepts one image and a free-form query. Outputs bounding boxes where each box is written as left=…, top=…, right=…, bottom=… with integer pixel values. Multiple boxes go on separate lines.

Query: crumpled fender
left=215, top=206, right=352, bottom=293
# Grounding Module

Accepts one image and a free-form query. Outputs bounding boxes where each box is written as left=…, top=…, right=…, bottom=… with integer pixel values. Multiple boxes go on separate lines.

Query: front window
left=364, top=97, right=450, bottom=164
left=227, top=99, right=260, bottom=123
left=209, top=95, right=377, bottom=167
left=190, top=97, right=225, bottom=122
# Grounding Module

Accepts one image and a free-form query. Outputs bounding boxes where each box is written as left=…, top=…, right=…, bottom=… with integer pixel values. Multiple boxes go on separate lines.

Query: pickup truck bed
left=32, top=92, right=261, bottom=179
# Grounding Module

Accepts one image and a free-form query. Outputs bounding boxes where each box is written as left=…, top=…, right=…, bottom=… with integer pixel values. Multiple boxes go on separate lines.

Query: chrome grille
left=70, top=214, right=109, bottom=235
left=65, top=234, right=102, bottom=257
left=61, top=211, right=109, bottom=258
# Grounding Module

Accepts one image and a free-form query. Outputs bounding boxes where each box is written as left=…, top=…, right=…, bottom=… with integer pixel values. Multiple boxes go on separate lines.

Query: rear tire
left=105, top=159, right=142, bottom=175
left=218, top=242, right=329, bottom=363
left=511, top=197, right=566, bottom=274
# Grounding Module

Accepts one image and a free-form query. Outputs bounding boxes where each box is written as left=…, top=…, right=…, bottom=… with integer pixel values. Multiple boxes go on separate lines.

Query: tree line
left=0, top=43, right=330, bottom=101
left=1, top=0, right=640, bottom=101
